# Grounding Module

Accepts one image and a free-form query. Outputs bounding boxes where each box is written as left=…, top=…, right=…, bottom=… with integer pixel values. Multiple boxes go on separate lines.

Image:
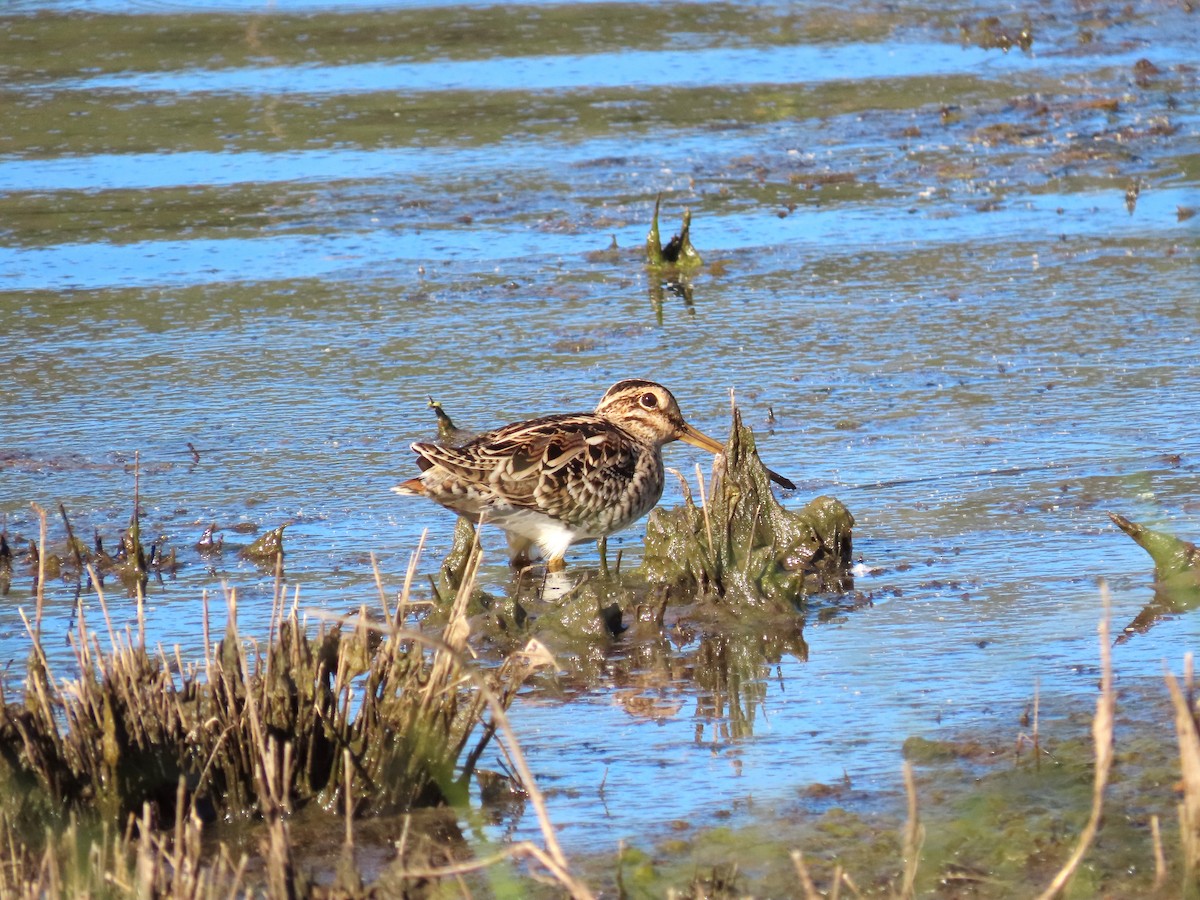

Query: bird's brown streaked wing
left=532, top=425, right=642, bottom=526
left=411, top=416, right=558, bottom=475
left=479, top=426, right=590, bottom=507
left=409, top=415, right=622, bottom=512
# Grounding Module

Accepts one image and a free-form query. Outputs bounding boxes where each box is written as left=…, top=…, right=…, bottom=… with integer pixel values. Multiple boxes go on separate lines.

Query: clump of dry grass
left=0, top=795, right=252, bottom=899
left=0, top=507, right=586, bottom=898
left=0, top=570, right=487, bottom=825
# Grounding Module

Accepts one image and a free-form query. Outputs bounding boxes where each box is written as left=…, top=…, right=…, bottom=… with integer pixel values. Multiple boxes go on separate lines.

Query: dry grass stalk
left=1035, top=582, right=1116, bottom=900
left=695, top=461, right=715, bottom=561
left=1165, top=651, right=1200, bottom=887
left=0, top=533, right=563, bottom=896
left=31, top=502, right=47, bottom=641
left=393, top=528, right=428, bottom=633
left=1151, top=813, right=1167, bottom=890
left=1017, top=678, right=1042, bottom=764
left=398, top=528, right=429, bottom=608
left=790, top=850, right=821, bottom=900
left=790, top=842, right=858, bottom=899
left=897, top=761, right=924, bottom=900
left=479, top=675, right=587, bottom=896
left=831, top=864, right=849, bottom=900
left=846, top=870, right=867, bottom=899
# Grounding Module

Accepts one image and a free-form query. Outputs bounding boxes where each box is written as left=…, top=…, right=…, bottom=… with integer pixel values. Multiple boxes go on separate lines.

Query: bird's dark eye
left=640, top=392, right=658, bottom=409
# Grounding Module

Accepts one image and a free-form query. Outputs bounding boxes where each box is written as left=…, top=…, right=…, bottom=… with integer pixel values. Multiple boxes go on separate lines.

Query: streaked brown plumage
left=392, top=379, right=727, bottom=570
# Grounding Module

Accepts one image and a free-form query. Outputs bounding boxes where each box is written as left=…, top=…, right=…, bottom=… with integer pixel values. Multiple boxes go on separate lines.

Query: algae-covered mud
left=1110, top=513, right=1200, bottom=642
left=640, top=410, right=853, bottom=609
left=1, top=0, right=1198, bottom=894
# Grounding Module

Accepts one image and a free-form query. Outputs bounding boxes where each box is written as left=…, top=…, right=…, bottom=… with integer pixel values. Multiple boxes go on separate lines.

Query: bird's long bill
left=678, top=424, right=726, bottom=455
left=679, top=424, right=797, bottom=491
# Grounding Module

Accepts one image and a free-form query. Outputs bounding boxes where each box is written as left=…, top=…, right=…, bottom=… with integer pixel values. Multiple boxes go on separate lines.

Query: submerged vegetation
left=0, top=497, right=177, bottom=602
left=645, top=195, right=703, bottom=271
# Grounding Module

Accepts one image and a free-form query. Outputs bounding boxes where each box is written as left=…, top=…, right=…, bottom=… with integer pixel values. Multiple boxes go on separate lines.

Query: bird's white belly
left=486, top=508, right=585, bottom=559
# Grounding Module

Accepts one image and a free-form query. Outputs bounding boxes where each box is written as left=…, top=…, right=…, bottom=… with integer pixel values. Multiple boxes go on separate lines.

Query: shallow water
left=2, top=0, right=1198, bottom=862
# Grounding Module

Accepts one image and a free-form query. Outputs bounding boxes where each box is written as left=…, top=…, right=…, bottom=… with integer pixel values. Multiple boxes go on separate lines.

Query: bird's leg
left=506, top=533, right=534, bottom=570
left=597, top=536, right=609, bottom=576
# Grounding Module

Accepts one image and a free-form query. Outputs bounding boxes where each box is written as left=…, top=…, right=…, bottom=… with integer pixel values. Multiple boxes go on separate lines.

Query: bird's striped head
left=594, top=379, right=724, bottom=453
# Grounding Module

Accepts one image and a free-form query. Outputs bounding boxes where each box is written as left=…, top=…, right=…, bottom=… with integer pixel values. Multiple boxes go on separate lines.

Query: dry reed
left=1166, top=652, right=1200, bottom=891
left=897, top=761, right=924, bottom=900
left=0, top=511, right=581, bottom=898
left=1035, top=580, right=1115, bottom=900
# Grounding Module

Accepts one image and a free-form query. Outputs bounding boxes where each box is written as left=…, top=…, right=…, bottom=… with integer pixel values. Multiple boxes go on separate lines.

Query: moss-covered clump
left=639, top=409, right=853, bottom=612
left=646, top=195, right=702, bottom=270
left=1109, top=512, right=1200, bottom=641
left=239, top=521, right=286, bottom=564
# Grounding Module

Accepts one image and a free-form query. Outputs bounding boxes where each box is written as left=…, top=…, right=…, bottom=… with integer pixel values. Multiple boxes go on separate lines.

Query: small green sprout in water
left=428, top=396, right=471, bottom=444
left=646, top=194, right=703, bottom=270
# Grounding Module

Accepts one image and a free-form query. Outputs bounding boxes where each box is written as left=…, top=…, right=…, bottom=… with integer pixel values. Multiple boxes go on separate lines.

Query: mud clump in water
left=959, top=15, right=1033, bottom=52
left=240, top=522, right=287, bottom=565
left=1109, top=511, right=1200, bottom=641
left=640, top=408, right=853, bottom=612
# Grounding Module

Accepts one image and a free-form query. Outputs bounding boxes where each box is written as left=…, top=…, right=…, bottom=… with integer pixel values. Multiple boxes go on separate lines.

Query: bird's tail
left=391, top=477, right=427, bottom=496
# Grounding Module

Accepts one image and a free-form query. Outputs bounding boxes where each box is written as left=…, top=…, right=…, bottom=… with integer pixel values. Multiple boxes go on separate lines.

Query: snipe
left=393, top=379, right=786, bottom=570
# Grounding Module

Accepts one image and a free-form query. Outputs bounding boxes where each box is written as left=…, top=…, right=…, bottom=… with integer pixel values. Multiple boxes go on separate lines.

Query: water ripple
left=25, top=41, right=1130, bottom=96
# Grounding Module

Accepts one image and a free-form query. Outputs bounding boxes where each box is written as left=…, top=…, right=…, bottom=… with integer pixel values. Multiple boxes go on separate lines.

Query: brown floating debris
left=0, top=533, right=10, bottom=597
left=1134, top=57, right=1161, bottom=86
left=959, top=15, right=1033, bottom=52
left=1125, top=179, right=1141, bottom=215
left=196, top=522, right=223, bottom=554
